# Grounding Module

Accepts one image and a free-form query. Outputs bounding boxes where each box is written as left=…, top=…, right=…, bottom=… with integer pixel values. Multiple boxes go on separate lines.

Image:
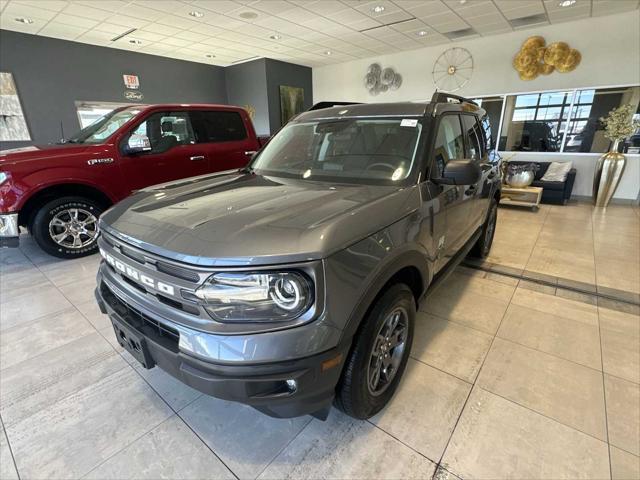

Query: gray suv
left=94, top=92, right=501, bottom=420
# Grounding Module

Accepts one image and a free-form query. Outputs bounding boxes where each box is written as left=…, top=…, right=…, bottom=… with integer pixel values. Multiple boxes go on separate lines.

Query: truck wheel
left=471, top=198, right=498, bottom=258
left=335, top=283, right=415, bottom=419
left=31, top=196, right=104, bottom=259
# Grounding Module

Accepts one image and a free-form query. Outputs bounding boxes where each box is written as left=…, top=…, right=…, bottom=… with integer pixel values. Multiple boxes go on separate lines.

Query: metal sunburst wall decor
left=364, top=63, right=403, bottom=96
left=432, top=47, right=474, bottom=92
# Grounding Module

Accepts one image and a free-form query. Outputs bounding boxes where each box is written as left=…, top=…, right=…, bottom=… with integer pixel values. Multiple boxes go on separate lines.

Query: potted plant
left=593, top=104, right=640, bottom=207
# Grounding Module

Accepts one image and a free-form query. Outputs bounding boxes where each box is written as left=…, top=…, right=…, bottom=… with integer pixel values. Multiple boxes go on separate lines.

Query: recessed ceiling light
left=324, top=50, right=332, bottom=55
left=270, top=34, right=282, bottom=40
left=558, top=0, right=576, bottom=6
left=416, top=30, right=428, bottom=36
left=14, top=17, right=34, bottom=24
left=189, top=10, right=204, bottom=18
left=129, top=39, right=142, bottom=45
left=205, top=54, right=216, bottom=58
left=372, top=5, right=385, bottom=13
left=239, top=11, right=258, bottom=19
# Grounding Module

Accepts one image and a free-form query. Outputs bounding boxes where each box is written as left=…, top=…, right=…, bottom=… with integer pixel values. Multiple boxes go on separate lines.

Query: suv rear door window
left=462, top=114, right=483, bottom=162
left=131, top=111, right=194, bottom=154
left=433, top=114, right=464, bottom=176
left=190, top=111, right=247, bottom=143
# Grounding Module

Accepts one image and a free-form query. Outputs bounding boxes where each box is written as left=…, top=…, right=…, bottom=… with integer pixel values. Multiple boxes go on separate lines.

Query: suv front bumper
left=95, top=279, right=348, bottom=419
left=0, top=213, right=19, bottom=247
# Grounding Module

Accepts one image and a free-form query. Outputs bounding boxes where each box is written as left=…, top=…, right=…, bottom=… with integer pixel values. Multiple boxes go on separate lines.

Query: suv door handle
left=244, top=150, right=257, bottom=157
left=190, top=155, right=205, bottom=161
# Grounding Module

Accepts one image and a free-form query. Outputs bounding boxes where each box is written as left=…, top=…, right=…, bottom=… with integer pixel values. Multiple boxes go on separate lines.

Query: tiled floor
left=0, top=202, right=639, bottom=479
left=487, top=202, right=640, bottom=299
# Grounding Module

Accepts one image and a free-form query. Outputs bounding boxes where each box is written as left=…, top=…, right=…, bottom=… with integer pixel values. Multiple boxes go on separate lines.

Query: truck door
left=430, top=113, right=477, bottom=269
left=119, top=110, right=211, bottom=192
left=189, top=110, right=259, bottom=172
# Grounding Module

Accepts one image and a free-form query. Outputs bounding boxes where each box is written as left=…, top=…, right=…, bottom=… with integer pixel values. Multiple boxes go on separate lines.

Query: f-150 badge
left=87, top=158, right=114, bottom=166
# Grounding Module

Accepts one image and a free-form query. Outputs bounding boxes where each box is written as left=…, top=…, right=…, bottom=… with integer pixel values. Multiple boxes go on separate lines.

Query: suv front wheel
left=335, top=283, right=415, bottom=419
left=32, top=196, right=104, bottom=259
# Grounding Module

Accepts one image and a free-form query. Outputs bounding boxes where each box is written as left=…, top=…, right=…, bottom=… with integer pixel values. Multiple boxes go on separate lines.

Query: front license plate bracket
left=111, top=317, right=155, bottom=369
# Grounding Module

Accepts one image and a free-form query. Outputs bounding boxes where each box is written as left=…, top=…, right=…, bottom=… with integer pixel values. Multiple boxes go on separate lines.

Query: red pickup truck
left=0, top=104, right=266, bottom=258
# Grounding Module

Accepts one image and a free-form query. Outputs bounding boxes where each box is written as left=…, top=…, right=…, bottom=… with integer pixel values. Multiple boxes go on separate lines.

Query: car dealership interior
left=0, top=1, right=639, bottom=479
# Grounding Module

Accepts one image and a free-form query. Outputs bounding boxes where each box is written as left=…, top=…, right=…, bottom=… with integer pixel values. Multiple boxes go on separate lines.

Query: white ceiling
left=1, top=0, right=638, bottom=67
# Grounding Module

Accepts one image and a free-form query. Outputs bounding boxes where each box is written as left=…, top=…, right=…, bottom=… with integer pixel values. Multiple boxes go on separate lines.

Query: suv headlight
left=0, top=172, right=8, bottom=185
left=194, top=271, right=313, bottom=322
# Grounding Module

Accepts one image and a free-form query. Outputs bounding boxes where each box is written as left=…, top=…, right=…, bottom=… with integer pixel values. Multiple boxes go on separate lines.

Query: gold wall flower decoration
left=513, top=36, right=581, bottom=80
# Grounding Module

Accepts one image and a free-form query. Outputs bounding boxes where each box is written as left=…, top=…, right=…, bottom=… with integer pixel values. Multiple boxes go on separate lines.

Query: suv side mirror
left=434, top=160, right=481, bottom=185
left=126, top=134, right=152, bottom=154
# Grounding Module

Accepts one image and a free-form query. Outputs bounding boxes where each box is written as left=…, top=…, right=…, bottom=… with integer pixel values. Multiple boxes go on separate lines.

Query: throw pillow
left=541, top=161, right=573, bottom=182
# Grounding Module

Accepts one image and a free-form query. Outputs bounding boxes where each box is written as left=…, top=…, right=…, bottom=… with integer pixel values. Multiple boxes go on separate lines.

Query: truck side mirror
left=126, top=134, right=152, bottom=154
left=434, top=160, right=481, bottom=186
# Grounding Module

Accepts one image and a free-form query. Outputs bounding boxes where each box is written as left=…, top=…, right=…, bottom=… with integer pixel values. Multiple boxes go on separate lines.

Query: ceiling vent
left=508, top=13, right=549, bottom=29
left=444, top=28, right=477, bottom=40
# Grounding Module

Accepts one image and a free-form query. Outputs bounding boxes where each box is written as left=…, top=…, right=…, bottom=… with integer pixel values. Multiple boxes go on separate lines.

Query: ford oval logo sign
left=124, top=90, right=144, bottom=101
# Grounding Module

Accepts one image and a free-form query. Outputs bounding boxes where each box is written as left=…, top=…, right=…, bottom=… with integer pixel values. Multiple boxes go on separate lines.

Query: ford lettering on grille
left=100, top=248, right=175, bottom=296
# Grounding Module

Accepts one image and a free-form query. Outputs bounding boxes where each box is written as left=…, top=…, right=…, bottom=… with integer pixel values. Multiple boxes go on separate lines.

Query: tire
left=31, top=196, right=104, bottom=259
left=470, top=198, right=498, bottom=258
left=335, top=283, right=415, bottom=419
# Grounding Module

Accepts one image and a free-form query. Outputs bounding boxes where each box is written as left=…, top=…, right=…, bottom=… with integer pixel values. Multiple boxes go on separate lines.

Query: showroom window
left=562, top=86, right=640, bottom=153
left=190, top=111, right=247, bottom=143
left=131, top=111, right=195, bottom=154
left=473, top=85, right=640, bottom=154
left=498, top=90, right=573, bottom=152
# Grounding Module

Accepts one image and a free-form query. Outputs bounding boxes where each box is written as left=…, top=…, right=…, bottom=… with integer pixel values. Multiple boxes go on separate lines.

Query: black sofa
left=508, top=161, right=576, bottom=205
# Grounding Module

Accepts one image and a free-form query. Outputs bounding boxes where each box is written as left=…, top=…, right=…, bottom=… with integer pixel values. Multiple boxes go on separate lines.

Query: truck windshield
left=65, top=107, right=142, bottom=144
left=251, top=118, right=423, bottom=185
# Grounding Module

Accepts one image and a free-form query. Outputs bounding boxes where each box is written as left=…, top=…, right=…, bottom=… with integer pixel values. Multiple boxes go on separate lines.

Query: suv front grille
left=156, top=261, right=200, bottom=282
left=100, top=281, right=180, bottom=351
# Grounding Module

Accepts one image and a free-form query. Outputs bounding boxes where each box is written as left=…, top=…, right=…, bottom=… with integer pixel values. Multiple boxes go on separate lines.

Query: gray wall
left=0, top=30, right=313, bottom=146
left=265, top=59, right=313, bottom=134
left=0, top=30, right=227, bottom=148
left=224, top=59, right=270, bottom=136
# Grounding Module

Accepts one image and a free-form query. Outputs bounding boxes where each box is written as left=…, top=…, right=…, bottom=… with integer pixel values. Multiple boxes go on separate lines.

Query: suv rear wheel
left=31, top=196, right=104, bottom=259
left=335, top=283, right=415, bottom=419
left=471, top=198, right=498, bottom=258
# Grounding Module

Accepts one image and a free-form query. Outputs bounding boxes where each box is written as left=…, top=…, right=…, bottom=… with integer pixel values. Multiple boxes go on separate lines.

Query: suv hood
left=100, top=172, right=420, bottom=266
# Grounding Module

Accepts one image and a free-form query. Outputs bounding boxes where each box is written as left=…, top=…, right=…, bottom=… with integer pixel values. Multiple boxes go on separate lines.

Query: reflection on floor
left=0, top=201, right=638, bottom=480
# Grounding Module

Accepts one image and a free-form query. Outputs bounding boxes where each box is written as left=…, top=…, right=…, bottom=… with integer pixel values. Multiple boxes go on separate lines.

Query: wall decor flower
left=364, top=63, right=402, bottom=95
left=513, top=36, right=581, bottom=81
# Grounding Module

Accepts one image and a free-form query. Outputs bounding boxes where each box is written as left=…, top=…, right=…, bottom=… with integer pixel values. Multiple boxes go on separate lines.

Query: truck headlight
left=194, top=271, right=313, bottom=322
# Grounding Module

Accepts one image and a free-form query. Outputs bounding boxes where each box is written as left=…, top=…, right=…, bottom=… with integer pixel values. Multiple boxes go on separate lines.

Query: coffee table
left=500, top=185, right=543, bottom=210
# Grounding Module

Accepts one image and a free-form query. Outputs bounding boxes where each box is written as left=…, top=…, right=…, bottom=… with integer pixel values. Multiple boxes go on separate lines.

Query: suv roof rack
left=307, top=101, right=363, bottom=111
left=430, top=91, right=478, bottom=107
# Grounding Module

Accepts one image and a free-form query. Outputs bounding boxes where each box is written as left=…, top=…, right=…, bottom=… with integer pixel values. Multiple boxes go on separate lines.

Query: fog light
left=286, top=379, right=297, bottom=392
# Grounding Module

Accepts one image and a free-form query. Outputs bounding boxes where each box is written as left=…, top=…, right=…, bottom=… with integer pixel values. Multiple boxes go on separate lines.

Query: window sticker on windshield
left=400, top=119, right=418, bottom=127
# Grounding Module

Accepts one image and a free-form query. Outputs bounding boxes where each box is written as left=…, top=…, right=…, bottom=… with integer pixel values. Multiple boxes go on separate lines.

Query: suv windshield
left=65, top=107, right=142, bottom=144
left=251, top=118, right=423, bottom=184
